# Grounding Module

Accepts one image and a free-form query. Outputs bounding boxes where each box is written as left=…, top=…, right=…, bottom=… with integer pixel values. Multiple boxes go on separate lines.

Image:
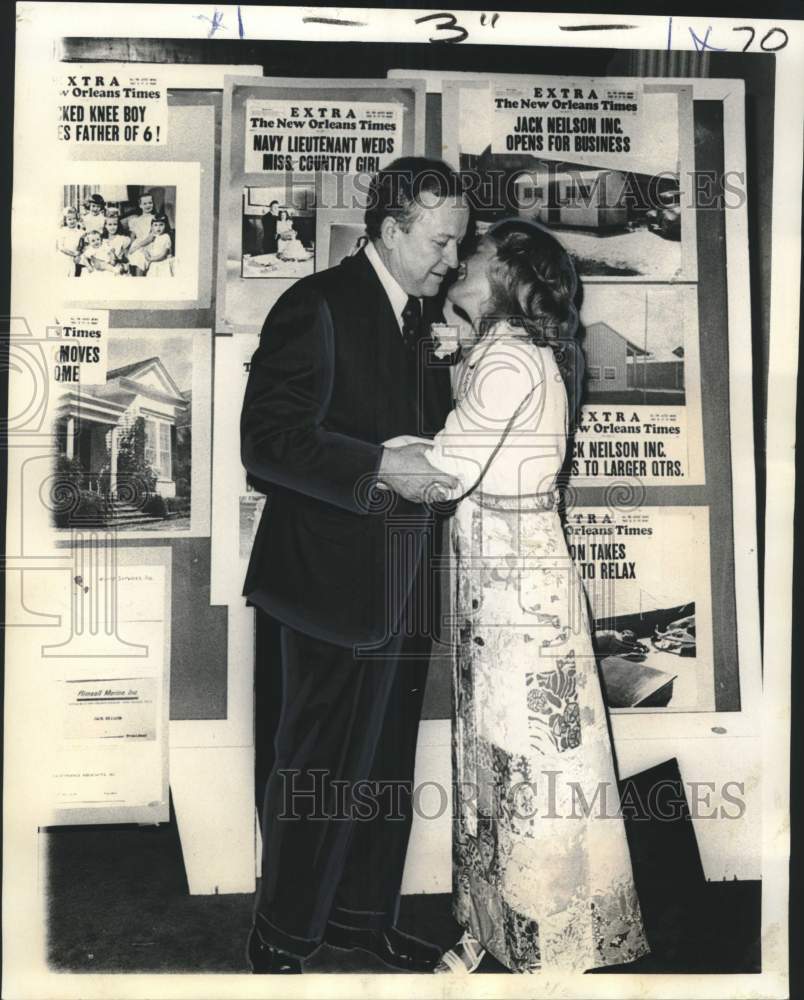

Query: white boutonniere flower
left=430, top=322, right=461, bottom=360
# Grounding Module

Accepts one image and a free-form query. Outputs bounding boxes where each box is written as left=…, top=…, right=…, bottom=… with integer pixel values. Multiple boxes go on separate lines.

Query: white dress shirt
left=364, top=239, right=420, bottom=336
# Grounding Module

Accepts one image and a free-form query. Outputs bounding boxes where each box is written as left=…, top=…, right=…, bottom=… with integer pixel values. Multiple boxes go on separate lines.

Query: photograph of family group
left=58, top=185, right=177, bottom=278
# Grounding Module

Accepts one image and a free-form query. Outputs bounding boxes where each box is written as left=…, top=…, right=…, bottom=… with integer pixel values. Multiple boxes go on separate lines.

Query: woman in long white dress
left=401, top=220, right=650, bottom=974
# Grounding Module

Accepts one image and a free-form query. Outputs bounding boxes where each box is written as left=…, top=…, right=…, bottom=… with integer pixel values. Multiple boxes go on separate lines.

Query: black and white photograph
left=59, top=185, right=177, bottom=278
left=241, top=183, right=315, bottom=278
left=470, top=165, right=684, bottom=278
left=583, top=301, right=686, bottom=407
left=55, top=160, right=202, bottom=303
left=569, top=505, right=715, bottom=712
left=52, top=329, right=211, bottom=539
left=3, top=6, right=798, bottom=1000
left=215, top=75, right=425, bottom=333
left=569, top=284, right=705, bottom=485
left=443, top=77, right=697, bottom=281
left=326, top=221, right=369, bottom=267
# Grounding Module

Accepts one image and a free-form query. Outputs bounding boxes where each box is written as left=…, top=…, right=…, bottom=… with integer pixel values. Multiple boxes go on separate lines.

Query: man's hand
left=378, top=442, right=459, bottom=503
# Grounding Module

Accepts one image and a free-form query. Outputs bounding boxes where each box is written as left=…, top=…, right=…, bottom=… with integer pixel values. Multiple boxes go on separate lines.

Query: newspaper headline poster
left=244, top=98, right=403, bottom=174
left=443, top=76, right=698, bottom=282
left=50, top=328, right=212, bottom=541
left=48, top=92, right=219, bottom=310
left=51, top=308, right=109, bottom=386
left=57, top=63, right=168, bottom=146
left=571, top=284, right=705, bottom=485
left=571, top=505, right=715, bottom=712
left=491, top=77, right=647, bottom=171
left=216, top=76, right=425, bottom=334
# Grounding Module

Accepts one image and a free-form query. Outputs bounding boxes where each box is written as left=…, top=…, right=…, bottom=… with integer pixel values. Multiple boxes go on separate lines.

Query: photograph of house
left=54, top=341, right=193, bottom=532
left=449, top=79, right=690, bottom=280
left=463, top=151, right=683, bottom=278
left=582, top=291, right=686, bottom=406
left=512, top=166, right=629, bottom=229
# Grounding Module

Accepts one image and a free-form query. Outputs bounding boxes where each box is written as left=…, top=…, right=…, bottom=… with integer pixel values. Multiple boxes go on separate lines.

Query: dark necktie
left=401, top=296, right=422, bottom=352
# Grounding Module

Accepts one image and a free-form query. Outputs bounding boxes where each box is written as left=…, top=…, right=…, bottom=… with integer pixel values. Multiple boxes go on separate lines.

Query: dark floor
left=45, top=816, right=761, bottom=975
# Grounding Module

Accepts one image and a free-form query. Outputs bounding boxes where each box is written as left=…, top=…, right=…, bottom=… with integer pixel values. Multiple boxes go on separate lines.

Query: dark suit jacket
left=261, top=214, right=279, bottom=254
left=241, top=249, right=452, bottom=648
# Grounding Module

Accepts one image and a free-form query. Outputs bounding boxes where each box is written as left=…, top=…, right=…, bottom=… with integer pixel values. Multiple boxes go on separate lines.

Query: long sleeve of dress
left=425, top=333, right=569, bottom=498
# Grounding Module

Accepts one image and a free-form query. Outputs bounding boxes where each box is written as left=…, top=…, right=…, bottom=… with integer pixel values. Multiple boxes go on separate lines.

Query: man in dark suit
left=241, top=157, right=469, bottom=973
left=261, top=199, right=280, bottom=253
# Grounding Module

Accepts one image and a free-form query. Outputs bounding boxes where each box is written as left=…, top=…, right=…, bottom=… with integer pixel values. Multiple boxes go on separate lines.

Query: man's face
left=140, top=196, right=154, bottom=214
left=269, top=202, right=279, bottom=216
left=383, top=192, right=469, bottom=298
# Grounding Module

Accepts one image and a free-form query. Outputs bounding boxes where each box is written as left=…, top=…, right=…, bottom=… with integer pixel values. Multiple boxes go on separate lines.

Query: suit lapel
left=344, top=249, right=401, bottom=343
left=336, top=250, right=406, bottom=441
left=337, top=250, right=453, bottom=437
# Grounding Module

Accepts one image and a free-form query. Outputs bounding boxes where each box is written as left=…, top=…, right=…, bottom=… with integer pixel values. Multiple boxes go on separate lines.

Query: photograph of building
left=582, top=301, right=686, bottom=406
left=54, top=352, right=192, bottom=531
left=512, top=166, right=629, bottom=229
left=461, top=149, right=684, bottom=278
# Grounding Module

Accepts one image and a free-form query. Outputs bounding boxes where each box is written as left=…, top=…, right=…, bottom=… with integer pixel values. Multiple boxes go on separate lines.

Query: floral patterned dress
left=425, top=325, right=650, bottom=973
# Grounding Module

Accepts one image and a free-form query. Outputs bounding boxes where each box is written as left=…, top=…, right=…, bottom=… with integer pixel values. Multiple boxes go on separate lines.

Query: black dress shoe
left=247, top=927, right=302, bottom=974
left=325, top=923, right=440, bottom=972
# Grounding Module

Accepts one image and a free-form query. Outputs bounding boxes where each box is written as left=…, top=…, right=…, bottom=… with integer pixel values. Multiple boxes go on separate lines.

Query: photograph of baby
left=58, top=186, right=177, bottom=278
left=241, top=183, right=315, bottom=279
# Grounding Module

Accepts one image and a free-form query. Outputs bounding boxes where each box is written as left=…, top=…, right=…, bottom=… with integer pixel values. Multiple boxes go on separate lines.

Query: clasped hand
left=378, top=439, right=459, bottom=504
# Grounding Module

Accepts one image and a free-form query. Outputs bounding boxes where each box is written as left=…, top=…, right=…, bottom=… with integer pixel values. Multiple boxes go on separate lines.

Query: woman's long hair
left=480, top=218, right=583, bottom=423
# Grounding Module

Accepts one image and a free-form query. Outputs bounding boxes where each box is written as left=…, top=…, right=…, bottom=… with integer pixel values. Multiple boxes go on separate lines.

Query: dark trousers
left=253, top=609, right=432, bottom=958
